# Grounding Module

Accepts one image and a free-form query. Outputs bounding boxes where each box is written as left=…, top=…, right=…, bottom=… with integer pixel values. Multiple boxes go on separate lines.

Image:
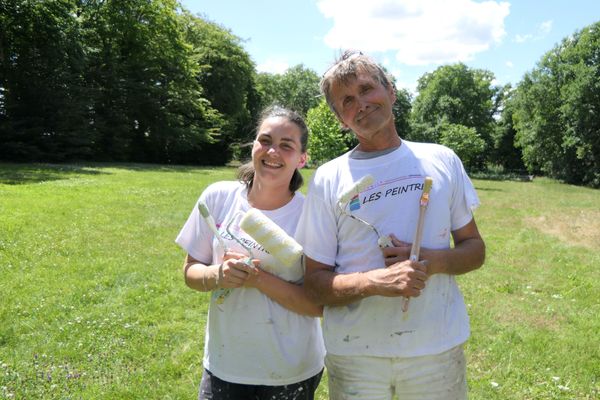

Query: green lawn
left=0, top=163, right=598, bottom=399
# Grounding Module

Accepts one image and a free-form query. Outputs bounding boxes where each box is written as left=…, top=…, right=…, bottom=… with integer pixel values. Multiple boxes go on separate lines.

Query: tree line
left=1, top=1, right=598, bottom=187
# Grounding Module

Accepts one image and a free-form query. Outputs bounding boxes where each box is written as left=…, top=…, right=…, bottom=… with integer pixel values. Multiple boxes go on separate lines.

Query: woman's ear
left=297, top=153, right=307, bottom=169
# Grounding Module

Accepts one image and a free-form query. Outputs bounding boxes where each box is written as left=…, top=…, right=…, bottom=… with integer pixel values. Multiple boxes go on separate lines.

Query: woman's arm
left=182, top=253, right=256, bottom=291
left=244, top=267, right=323, bottom=317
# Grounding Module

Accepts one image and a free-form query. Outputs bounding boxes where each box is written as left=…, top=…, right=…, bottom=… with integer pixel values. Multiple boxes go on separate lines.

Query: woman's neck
left=247, top=182, right=294, bottom=210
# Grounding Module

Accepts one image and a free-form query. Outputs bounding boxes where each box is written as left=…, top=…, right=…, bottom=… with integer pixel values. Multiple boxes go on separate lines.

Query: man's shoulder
left=404, top=140, right=454, bottom=155
left=312, top=152, right=350, bottom=177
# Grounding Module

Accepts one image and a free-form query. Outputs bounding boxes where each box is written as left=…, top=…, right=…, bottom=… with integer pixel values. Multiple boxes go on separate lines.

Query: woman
left=175, top=106, right=325, bottom=400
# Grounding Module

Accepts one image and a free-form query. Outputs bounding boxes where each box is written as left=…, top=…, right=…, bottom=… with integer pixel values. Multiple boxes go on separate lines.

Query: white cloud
left=256, top=59, right=289, bottom=74
left=515, top=33, right=533, bottom=43
left=316, top=0, right=510, bottom=66
left=539, top=20, right=553, bottom=35
left=505, top=60, right=514, bottom=68
left=514, top=20, right=553, bottom=43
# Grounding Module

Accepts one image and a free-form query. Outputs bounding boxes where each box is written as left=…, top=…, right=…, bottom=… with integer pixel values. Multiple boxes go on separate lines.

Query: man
left=296, top=51, right=485, bottom=399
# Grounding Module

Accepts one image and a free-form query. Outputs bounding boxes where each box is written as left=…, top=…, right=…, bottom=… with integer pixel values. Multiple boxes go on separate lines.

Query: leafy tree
left=513, top=22, right=600, bottom=187
left=82, top=0, right=224, bottom=163
left=255, top=72, right=281, bottom=110
left=0, top=0, right=90, bottom=161
left=276, top=65, right=320, bottom=116
left=439, top=123, right=486, bottom=171
left=412, top=63, right=498, bottom=163
left=393, top=87, right=412, bottom=138
left=306, top=99, right=348, bottom=166
left=491, top=85, right=526, bottom=171
left=181, top=12, right=257, bottom=146
left=256, top=65, right=320, bottom=117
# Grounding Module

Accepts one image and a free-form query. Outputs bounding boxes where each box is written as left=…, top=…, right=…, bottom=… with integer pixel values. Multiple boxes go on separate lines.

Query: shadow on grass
left=474, top=186, right=503, bottom=192
left=470, top=170, right=535, bottom=182
left=101, top=162, right=229, bottom=173
left=0, top=163, right=107, bottom=185
left=0, top=162, right=232, bottom=185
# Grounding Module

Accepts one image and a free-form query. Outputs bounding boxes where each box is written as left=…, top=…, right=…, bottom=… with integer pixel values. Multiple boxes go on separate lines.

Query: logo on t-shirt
left=349, top=195, right=361, bottom=211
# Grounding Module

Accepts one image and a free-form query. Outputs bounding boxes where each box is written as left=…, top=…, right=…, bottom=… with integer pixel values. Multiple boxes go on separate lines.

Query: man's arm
left=420, top=218, right=485, bottom=276
left=303, top=257, right=428, bottom=307
left=383, top=218, right=485, bottom=276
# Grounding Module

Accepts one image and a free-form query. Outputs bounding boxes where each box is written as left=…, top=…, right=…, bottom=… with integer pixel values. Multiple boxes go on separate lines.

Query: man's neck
left=351, top=141, right=401, bottom=159
left=356, top=131, right=402, bottom=152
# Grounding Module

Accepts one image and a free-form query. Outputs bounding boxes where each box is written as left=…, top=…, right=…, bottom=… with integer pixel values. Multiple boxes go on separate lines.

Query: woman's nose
left=266, top=145, right=278, bottom=154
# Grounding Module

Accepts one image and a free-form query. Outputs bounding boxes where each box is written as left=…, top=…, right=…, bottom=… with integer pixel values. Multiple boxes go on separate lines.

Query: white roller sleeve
left=338, top=175, right=374, bottom=205
left=240, top=208, right=303, bottom=267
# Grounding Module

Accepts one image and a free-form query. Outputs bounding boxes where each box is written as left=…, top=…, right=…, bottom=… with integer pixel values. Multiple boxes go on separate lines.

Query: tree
left=393, top=87, right=412, bottom=138
left=439, top=123, right=485, bottom=172
left=411, top=63, right=499, bottom=165
left=181, top=12, right=258, bottom=146
left=513, top=22, right=600, bottom=187
left=255, top=65, right=320, bottom=117
left=0, top=0, right=91, bottom=161
left=491, top=85, right=526, bottom=171
left=306, top=99, right=348, bottom=166
left=277, top=65, right=320, bottom=116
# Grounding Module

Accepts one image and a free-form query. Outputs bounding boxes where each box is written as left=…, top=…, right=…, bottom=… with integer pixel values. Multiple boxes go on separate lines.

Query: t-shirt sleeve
left=295, top=178, right=338, bottom=267
left=449, top=152, right=480, bottom=231
left=175, top=191, right=213, bottom=264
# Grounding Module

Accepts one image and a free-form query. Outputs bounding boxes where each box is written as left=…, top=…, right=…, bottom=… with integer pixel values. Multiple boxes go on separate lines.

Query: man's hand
left=367, top=259, right=429, bottom=298
left=381, top=234, right=411, bottom=266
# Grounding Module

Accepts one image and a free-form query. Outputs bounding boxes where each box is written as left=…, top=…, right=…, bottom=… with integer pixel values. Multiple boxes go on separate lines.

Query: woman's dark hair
left=237, top=105, right=309, bottom=193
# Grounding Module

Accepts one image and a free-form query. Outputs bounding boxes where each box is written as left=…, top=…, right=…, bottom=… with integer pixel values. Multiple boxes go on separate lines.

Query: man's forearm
left=423, top=237, right=485, bottom=276
left=304, top=268, right=372, bottom=306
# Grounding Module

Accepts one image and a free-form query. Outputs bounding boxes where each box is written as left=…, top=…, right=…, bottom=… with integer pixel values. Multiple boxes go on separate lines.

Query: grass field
left=0, top=162, right=598, bottom=399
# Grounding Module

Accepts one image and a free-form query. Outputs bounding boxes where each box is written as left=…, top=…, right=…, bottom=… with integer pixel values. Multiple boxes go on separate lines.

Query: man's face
left=330, top=71, right=396, bottom=141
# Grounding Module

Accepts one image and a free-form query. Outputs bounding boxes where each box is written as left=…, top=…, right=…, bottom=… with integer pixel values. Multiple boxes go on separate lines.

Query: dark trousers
left=198, top=368, right=323, bottom=400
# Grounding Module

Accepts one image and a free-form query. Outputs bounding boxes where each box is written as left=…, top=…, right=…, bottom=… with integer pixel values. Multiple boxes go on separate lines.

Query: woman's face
left=251, top=116, right=307, bottom=190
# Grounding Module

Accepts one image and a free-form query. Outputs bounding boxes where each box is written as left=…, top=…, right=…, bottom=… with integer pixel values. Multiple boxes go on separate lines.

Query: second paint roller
left=240, top=208, right=303, bottom=267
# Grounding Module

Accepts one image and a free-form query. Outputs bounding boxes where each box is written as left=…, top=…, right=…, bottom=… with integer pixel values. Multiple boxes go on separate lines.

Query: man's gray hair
left=319, top=50, right=393, bottom=117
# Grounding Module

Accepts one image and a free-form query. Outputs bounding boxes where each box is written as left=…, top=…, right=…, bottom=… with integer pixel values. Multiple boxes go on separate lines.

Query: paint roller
left=338, top=174, right=375, bottom=206
left=337, top=175, right=393, bottom=248
left=402, top=176, right=433, bottom=314
left=198, top=201, right=227, bottom=253
left=240, top=208, right=303, bottom=267
left=198, top=201, right=234, bottom=305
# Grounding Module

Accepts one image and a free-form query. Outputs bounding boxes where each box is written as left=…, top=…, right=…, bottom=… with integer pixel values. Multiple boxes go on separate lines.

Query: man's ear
left=388, top=83, right=397, bottom=103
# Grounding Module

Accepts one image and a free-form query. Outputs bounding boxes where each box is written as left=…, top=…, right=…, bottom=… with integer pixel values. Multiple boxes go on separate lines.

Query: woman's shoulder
left=203, top=180, right=244, bottom=195
left=201, top=180, right=246, bottom=205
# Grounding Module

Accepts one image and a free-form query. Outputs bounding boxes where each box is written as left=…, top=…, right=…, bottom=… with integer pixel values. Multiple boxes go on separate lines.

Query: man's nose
left=357, top=98, right=369, bottom=112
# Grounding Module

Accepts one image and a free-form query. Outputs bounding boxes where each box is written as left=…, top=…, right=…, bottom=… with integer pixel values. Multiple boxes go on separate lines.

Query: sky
left=180, top=0, right=600, bottom=93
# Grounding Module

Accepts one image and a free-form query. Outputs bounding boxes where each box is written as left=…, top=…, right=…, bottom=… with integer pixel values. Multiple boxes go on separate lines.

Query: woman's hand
left=219, top=252, right=259, bottom=288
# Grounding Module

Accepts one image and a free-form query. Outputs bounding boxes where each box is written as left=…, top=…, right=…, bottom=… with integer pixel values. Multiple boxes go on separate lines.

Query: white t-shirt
left=296, top=140, right=480, bottom=358
left=175, top=181, right=325, bottom=385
